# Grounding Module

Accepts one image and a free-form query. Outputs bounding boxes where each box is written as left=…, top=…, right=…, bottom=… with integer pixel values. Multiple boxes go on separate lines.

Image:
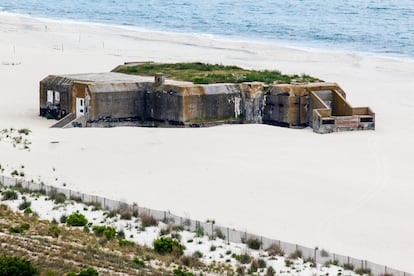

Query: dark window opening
left=360, top=117, right=373, bottom=123
left=322, top=119, right=335, bottom=125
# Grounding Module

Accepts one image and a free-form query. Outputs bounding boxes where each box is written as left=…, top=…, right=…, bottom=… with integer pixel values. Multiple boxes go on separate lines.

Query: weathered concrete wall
left=182, top=87, right=242, bottom=124
left=39, top=75, right=72, bottom=119
left=263, top=88, right=308, bottom=127
left=239, top=83, right=265, bottom=124
left=39, top=74, right=374, bottom=134
left=146, top=87, right=184, bottom=124
left=331, top=90, right=353, bottom=116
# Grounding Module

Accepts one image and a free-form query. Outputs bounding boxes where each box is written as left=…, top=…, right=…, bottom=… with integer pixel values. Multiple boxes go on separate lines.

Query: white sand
left=1, top=11, right=414, bottom=273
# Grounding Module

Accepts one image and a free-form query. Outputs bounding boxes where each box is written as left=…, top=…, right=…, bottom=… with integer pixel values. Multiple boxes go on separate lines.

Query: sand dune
left=1, top=12, right=414, bottom=272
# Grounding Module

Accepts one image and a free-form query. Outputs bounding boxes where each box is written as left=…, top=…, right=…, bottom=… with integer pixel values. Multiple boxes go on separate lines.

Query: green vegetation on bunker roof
left=115, top=62, right=321, bottom=84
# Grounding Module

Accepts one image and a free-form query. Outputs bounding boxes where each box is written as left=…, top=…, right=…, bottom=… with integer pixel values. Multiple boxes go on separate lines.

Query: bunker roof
left=42, top=72, right=192, bottom=86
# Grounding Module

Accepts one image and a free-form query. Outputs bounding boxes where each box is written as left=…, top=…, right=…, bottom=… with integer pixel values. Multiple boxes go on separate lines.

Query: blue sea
left=1, top=0, right=413, bottom=59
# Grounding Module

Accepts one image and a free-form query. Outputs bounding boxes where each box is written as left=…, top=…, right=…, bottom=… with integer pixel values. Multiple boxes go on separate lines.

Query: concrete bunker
left=39, top=72, right=375, bottom=133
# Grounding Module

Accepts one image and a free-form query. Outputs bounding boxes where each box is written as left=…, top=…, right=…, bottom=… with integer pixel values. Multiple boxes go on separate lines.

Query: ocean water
left=1, top=0, right=413, bottom=58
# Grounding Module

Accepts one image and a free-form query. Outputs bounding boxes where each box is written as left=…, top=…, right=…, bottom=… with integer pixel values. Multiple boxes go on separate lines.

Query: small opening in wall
left=360, top=117, right=373, bottom=123
left=322, top=119, right=335, bottom=125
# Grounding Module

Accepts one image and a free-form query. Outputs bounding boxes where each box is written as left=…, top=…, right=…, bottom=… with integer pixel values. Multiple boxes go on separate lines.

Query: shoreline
left=1, top=11, right=414, bottom=273
left=1, top=10, right=414, bottom=64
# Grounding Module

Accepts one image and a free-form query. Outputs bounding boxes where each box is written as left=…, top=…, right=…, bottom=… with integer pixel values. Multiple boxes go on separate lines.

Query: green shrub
left=23, top=207, right=33, bottom=214
left=78, top=267, right=99, bottom=276
left=324, top=259, right=339, bottom=267
left=131, top=257, right=145, bottom=268
left=257, top=258, right=267, bottom=268
left=234, top=254, right=251, bottom=264
left=10, top=223, right=30, bottom=234
left=49, top=191, right=66, bottom=204
left=355, top=268, right=371, bottom=275
left=47, top=225, right=61, bottom=238
left=119, top=239, right=135, bottom=247
left=249, top=258, right=258, bottom=272
left=11, top=170, right=19, bottom=177
left=92, top=226, right=116, bottom=240
left=66, top=268, right=99, bottom=276
left=2, top=190, right=18, bottom=200
left=246, top=237, right=261, bottom=250
left=214, top=228, right=225, bottom=240
left=153, top=237, right=184, bottom=256
left=266, top=266, right=276, bottom=276
left=116, top=230, right=125, bottom=239
left=193, top=250, right=203, bottom=258
left=343, top=263, right=355, bottom=270
left=285, top=259, right=293, bottom=267
left=66, top=213, right=88, bottom=227
left=0, top=256, right=37, bottom=275
left=18, top=128, right=31, bottom=135
left=18, top=200, right=31, bottom=210
left=173, top=269, right=193, bottom=276
left=195, top=227, right=204, bottom=237
left=289, top=250, right=303, bottom=259
left=210, top=245, right=216, bottom=251
left=171, top=232, right=181, bottom=240
left=60, top=214, right=67, bottom=223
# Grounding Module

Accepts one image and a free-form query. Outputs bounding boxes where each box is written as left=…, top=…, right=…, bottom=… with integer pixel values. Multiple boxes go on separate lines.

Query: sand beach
left=1, top=12, right=414, bottom=272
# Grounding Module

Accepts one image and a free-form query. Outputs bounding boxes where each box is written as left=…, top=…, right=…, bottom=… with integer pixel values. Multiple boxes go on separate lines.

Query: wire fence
left=0, top=174, right=412, bottom=276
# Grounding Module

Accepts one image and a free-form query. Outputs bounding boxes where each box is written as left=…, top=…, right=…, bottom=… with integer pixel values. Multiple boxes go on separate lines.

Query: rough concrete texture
left=39, top=72, right=375, bottom=133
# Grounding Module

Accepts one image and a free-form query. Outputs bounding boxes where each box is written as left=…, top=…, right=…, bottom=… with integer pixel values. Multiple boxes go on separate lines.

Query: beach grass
left=115, top=62, right=321, bottom=84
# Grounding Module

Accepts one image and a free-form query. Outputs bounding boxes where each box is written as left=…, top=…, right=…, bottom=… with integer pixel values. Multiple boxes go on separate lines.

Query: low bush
left=47, top=225, right=61, bottom=238
left=18, top=128, right=31, bottom=135
left=246, top=237, right=261, bottom=250
left=49, top=190, right=66, bottom=204
left=355, top=268, right=371, bottom=275
left=324, top=259, right=339, bottom=267
left=153, top=237, right=184, bottom=256
left=23, top=207, right=33, bottom=214
left=2, top=190, right=18, bottom=200
left=140, top=213, right=157, bottom=228
left=131, top=257, right=145, bottom=268
left=116, top=230, right=125, bottom=239
left=249, top=258, right=258, bottom=273
left=285, top=259, right=293, bottom=267
left=266, top=243, right=284, bottom=256
left=266, top=266, right=276, bottom=276
left=343, top=263, right=355, bottom=270
left=67, top=267, right=99, bottom=276
left=193, top=250, right=203, bottom=258
left=120, top=210, right=132, bottom=220
left=289, top=250, right=303, bottom=259
left=119, top=239, right=135, bottom=247
left=18, top=200, right=31, bottom=210
left=92, top=225, right=116, bottom=240
left=257, top=258, right=267, bottom=268
left=195, top=227, right=204, bottom=237
left=173, top=269, right=193, bottom=276
left=66, top=213, right=88, bottom=227
left=234, top=254, right=251, bottom=264
left=214, top=228, right=225, bottom=240
left=10, top=223, right=30, bottom=234
left=0, top=256, right=37, bottom=275
left=181, top=255, right=201, bottom=268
